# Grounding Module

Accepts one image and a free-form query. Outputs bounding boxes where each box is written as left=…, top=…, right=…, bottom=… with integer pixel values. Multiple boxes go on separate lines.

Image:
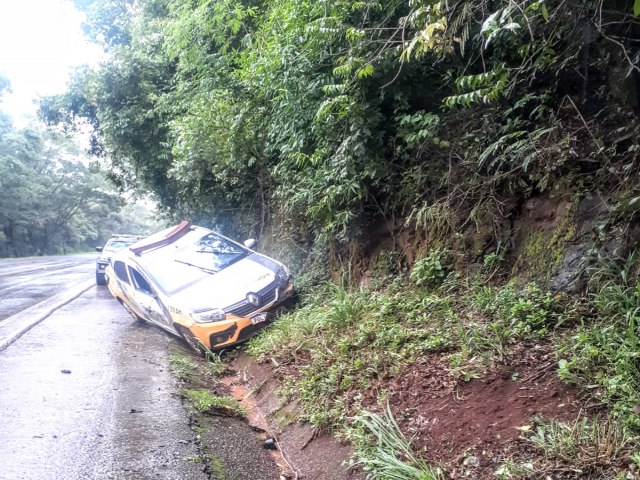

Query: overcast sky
left=0, top=0, right=103, bottom=124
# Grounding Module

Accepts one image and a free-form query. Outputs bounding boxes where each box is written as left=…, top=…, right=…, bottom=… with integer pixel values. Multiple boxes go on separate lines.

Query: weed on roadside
left=249, top=281, right=460, bottom=428
left=247, top=256, right=640, bottom=476
left=347, top=404, right=444, bottom=480
left=556, top=252, right=640, bottom=430
left=169, top=344, right=228, bottom=387
left=249, top=273, right=565, bottom=429
left=169, top=353, right=199, bottom=382
left=524, top=415, right=633, bottom=478
left=183, top=389, right=245, bottom=417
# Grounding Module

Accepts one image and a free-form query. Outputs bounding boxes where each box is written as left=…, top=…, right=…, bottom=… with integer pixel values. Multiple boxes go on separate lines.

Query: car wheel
left=175, top=325, right=207, bottom=355
left=96, top=272, right=107, bottom=286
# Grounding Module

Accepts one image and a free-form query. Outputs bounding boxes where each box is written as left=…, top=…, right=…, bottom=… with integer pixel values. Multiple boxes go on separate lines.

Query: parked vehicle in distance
left=105, top=221, right=294, bottom=353
left=95, top=235, right=146, bottom=286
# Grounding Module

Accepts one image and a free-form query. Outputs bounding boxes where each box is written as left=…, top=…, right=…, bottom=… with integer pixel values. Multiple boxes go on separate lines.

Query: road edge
left=0, top=279, right=95, bottom=352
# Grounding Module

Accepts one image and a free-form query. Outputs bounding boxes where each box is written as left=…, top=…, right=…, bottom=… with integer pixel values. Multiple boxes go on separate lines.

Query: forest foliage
left=42, top=0, right=640, bottom=263
left=0, top=76, right=162, bottom=257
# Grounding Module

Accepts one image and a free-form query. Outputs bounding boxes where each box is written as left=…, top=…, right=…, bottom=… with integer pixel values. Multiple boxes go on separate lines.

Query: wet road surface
left=0, top=286, right=207, bottom=480
left=0, top=255, right=95, bottom=321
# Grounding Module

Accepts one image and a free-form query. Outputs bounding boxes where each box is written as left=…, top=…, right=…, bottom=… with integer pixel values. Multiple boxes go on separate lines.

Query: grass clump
left=347, top=404, right=443, bottom=480
left=556, top=252, right=640, bottom=429
left=463, top=282, right=559, bottom=363
left=209, top=457, right=226, bottom=479
left=183, top=389, right=244, bottom=417
left=525, top=416, right=633, bottom=477
left=169, top=353, right=199, bottom=382
left=169, top=344, right=228, bottom=386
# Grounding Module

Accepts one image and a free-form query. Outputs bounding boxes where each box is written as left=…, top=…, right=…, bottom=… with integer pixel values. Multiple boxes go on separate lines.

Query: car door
left=112, top=260, right=135, bottom=306
left=127, top=265, right=173, bottom=329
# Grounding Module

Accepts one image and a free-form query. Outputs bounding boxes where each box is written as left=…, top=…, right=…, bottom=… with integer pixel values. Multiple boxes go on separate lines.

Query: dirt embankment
left=188, top=194, right=637, bottom=479
left=222, top=354, right=361, bottom=480
left=216, top=345, right=581, bottom=480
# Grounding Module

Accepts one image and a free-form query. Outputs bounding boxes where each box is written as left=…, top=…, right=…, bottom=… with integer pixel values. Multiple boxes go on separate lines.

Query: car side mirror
left=243, top=238, right=257, bottom=249
left=96, top=246, right=103, bottom=252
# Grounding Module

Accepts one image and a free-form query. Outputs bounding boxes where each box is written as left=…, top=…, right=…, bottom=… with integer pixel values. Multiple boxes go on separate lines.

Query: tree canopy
left=0, top=113, right=165, bottom=257
left=41, top=0, right=640, bottom=260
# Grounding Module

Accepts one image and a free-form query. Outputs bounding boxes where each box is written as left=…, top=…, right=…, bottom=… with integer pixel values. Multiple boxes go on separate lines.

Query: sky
left=0, top=0, right=103, bottom=125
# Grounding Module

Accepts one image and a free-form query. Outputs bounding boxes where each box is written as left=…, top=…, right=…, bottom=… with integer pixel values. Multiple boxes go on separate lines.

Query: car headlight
left=276, top=266, right=290, bottom=283
left=191, top=308, right=226, bottom=323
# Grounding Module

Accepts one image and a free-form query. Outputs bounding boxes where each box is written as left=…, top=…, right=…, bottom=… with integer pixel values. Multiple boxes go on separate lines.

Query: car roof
left=111, top=223, right=213, bottom=268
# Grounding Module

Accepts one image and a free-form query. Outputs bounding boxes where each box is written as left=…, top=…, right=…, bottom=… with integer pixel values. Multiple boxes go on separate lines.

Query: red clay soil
left=372, top=343, right=581, bottom=478
left=228, top=355, right=362, bottom=480
left=227, top=342, right=583, bottom=479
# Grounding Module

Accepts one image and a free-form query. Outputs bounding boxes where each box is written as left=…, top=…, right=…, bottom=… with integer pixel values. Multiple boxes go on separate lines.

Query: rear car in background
left=95, top=235, right=146, bottom=286
left=105, top=221, right=294, bottom=353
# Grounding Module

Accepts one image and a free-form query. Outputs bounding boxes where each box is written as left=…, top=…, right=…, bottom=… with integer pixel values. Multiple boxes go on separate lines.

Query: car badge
left=247, top=293, right=261, bottom=306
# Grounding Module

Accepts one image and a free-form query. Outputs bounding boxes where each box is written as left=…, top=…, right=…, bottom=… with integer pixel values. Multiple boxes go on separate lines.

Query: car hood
left=169, top=253, right=280, bottom=311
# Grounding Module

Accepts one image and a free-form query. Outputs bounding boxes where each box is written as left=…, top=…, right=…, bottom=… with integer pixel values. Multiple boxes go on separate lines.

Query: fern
left=444, top=67, right=508, bottom=108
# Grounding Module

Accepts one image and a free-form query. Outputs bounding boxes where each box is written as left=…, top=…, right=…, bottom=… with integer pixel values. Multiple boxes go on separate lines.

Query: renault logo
left=247, top=293, right=261, bottom=307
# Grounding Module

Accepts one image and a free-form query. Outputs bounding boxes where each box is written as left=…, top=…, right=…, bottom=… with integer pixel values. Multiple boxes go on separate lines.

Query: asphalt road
left=0, top=259, right=277, bottom=480
left=0, top=255, right=95, bottom=321
left=0, top=255, right=208, bottom=480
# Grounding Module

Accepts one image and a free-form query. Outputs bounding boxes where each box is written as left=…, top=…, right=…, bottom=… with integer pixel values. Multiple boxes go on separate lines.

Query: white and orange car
left=105, top=221, right=294, bottom=352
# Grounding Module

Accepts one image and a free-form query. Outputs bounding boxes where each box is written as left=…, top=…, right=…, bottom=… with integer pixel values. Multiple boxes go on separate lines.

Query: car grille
left=224, top=283, right=279, bottom=318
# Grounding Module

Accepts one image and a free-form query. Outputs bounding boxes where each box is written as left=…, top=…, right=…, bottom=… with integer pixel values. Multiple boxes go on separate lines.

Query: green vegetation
left=248, top=269, right=564, bottom=428
left=209, top=457, right=226, bottom=480
left=170, top=345, right=236, bottom=416
left=0, top=72, right=166, bottom=257
left=183, top=389, right=244, bottom=417
left=557, top=252, right=640, bottom=430
left=249, top=251, right=640, bottom=475
left=525, top=416, right=632, bottom=477
left=168, top=353, right=200, bottom=381
left=41, top=0, right=640, bottom=248
left=349, top=404, right=444, bottom=480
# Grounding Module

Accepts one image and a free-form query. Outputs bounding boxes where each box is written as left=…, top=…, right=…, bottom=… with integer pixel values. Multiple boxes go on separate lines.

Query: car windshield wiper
left=196, top=249, right=244, bottom=255
left=174, top=259, right=218, bottom=274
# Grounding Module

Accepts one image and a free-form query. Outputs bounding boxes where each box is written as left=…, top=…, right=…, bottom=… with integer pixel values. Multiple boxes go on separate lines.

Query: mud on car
left=105, top=221, right=294, bottom=353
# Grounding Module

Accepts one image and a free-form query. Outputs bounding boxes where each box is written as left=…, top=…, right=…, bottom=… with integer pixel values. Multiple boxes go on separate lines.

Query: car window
left=178, top=233, right=247, bottom=271
left=144, top=233, right=248, bottom=294
left=113, top=261, right=130, bottom=284
left=128, top=266, right=154, bottom=295
left=144, top=261, right=208, bottom=294
left=104, top=239, right=137, bottom=252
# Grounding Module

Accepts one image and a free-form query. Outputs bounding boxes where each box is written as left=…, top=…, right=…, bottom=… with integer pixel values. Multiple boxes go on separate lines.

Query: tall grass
left=349, top=404, right=443, bottom=480
left=557, top=251, right=640, bottom=429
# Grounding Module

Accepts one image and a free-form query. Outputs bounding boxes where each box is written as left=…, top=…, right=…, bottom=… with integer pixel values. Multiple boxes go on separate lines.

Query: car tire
left=175, top=325, right=207, bottom=356
left=96, top=272, right=107, bottom=286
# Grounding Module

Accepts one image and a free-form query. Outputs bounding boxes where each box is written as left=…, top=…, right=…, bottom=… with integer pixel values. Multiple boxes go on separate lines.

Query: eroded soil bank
left=226, top=354, right=361, bottom=480
left=225, top=348, right=582, bottom=480
left=173, top=343, right=361, bottom=479
left=177, top=341, right=631, bottom=479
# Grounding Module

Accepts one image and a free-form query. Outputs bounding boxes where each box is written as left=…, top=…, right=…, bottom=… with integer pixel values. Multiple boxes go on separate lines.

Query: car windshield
left=144, top=233, right=247, bottom=294
left=103, top=239, right=137, bottom=252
